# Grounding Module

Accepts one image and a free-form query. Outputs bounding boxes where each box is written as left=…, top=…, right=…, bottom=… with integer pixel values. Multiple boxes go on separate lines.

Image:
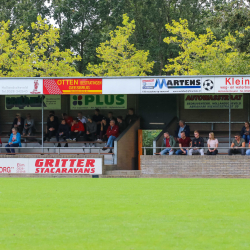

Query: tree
left=0, top=0, right=49, bottom=31
left=163, top=19, right=250, bottom=75
left=51, top=0, right=113, bottom=74
left=0, top=16, right=81, bottom=77
left=87, top=14, right=154, bottom=76
left=204, top=0, right=250, bottom=53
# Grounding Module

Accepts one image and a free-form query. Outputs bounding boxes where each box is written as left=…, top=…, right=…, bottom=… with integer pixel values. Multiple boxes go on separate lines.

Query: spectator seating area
left=153, top=118, right=247, bottom=155
left=0, top=108, right=139, bottom=165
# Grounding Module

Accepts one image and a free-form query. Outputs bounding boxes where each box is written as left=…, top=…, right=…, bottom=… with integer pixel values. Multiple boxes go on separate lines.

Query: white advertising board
left=215, top=77, right=250, bottom=93
left=0, top=158, right=102, bottom=174
left=0, top=79, right=43, bottom=95
left=141, top=78, right=203, bottom=94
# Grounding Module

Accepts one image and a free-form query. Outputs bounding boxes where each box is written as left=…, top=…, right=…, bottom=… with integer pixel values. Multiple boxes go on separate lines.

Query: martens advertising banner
left=184, top=94, right=243, bottom=109
left=70, top=94, right=127, bottom=110
left=5, top=95, right=61, bottom=110
left=141, top=78, right=203, bottom=94
left=43, top=78, right=102, bottom=95
left=0, top=158, right=102, bottom=174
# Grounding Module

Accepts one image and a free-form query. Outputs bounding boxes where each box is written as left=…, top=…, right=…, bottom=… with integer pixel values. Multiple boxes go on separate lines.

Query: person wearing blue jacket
left=175, top=120, right=190, bottom=141
left=6, top=127, right=22, bottom=154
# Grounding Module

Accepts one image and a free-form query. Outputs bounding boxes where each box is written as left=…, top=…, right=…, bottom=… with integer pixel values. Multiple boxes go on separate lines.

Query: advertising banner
left=184, top=94, right=243, bottom=109
left=215, top=77, right=250, bottom=93
left=0, top=79, right=43, bottom=95
left=70, top=94, right=127, bottom=110
left=5, top=95, right=61, bottom=110
left=141, top=78, right=203, bottom=94
left=0, top=158, right=102, bottom=174
left=43, top=78, right=102, bottom=95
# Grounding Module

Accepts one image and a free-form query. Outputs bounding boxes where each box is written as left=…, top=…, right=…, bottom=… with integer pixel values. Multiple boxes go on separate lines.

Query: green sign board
left=70, top=94, right=127, bottom=110
left=5, top=95, right=61, bottom=110
left=184, top=94, right=243, bottom=109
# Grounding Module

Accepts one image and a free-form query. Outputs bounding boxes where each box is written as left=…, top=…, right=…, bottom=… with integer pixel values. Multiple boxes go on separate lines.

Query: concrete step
left=104, top=170, right=141, bottom=176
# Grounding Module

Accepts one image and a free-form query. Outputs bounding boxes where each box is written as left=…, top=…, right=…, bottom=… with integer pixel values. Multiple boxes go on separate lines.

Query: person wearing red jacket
left=67, top=118, right=85, bottom=141
left=62, top=113, right=73, bottom=127
left=103, top=120, right=119, bottom=153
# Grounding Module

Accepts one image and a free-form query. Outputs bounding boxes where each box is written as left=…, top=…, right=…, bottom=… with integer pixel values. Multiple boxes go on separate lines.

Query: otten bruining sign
left=0, top=158, right=102, bottom=174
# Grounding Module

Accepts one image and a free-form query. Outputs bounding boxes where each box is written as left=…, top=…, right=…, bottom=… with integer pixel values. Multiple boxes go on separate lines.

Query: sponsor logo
left=17, top=163, right=26, bottom=173
left=142, top=79, right=201, bottom=90
left=30, top=80, right=41, bottom=94
left=0, top=167, right=11, bottom=173
left=203, top=79, right=214, bottom=91
left=34, top=159, right=96, bottom=174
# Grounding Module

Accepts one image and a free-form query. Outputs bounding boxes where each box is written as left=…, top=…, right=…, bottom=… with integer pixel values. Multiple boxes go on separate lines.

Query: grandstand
left=1, top=76, right=250, bottom=178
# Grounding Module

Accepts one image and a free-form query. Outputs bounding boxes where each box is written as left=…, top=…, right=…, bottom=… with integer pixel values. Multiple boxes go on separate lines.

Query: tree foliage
left=0, top=16, right=81, bottom=77
left=163, top=19, right=250, bottom=75
left=87, top=14, right=154, bottom=76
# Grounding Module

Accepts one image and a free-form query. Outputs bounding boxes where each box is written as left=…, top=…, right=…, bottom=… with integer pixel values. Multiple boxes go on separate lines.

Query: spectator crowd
left=159, top=120, right=250, bottom=156
left=6, top=108, right=137, bottom=154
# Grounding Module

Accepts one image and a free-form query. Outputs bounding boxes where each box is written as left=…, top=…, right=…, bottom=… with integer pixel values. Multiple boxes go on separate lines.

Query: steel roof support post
left=229, top=93, right=231, bottom=147
left=248, top=94, right=249, bottom=122
left=42, top=95, right=44, bottom=153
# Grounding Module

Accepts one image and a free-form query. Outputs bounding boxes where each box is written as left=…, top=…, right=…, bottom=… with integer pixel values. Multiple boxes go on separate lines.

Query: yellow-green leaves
left=87, top=14, right=154, bottom=76
left=0, top=16, right=81, bottom=77
left=164, top=19, right=250, bottom=75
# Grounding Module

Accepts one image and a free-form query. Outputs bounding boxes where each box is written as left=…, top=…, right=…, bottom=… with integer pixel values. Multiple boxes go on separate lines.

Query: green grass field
left=0, top=178, right=250, bottom=250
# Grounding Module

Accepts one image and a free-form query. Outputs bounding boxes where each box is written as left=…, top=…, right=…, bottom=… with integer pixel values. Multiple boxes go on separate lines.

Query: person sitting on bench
left=175, top=131, right=191, bottom=155
left=103, top=120, right=119, bottom=153
left=207, top=132, right=219, bottom=155
left=62, top=113, right=73, bottom=127
left=6, top=127, right=22, bottom=154
left=160, top=132, right=175, bottom=155
left=44, top=114, right=58, bottom=141
left=85, top=116, right=97, bottom=147
left=23, top=113, right=35, bottom=136
left=228, top=133, right=245, bottom=155
left=68, top=118, right=85, bottom=142
left=57, top=119, right=70, bottom=147
left=189, top=130, right=204, bottom=155
left=99, top=117, right=108, bottom=141
left=11, top=113, right=24, bottom=134
left=117, top=116, right=127, bottom=134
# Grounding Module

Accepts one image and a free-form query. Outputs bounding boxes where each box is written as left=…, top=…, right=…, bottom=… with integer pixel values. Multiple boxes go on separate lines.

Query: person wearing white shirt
left=207, top=132, right=219, bottom=155
left=77, top=112, right=87, bottom=124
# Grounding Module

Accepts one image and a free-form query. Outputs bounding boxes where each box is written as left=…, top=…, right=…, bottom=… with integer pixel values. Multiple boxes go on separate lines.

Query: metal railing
left=2, top=146, right=113, bottom=154
left=142, top=146, right=250, bottom=155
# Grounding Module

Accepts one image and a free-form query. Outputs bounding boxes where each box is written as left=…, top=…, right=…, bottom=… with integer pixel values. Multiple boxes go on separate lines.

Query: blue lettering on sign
left=154, top=79, right=168, bottom=89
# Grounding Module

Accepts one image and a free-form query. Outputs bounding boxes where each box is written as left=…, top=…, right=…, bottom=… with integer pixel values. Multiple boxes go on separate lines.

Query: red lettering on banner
left=41, top=168, right=45, bottom=173
left=62, top=168, right=67, bottom=173
left=55, top=159, right=60, bottom=167
left=55, top=168, right=61, bottom=173
left=91, top=168, right=95, bottom=173
left=68, top=168, right=73, bottom=173
left=35, top=159, right=43, bottom=167
left=78, top=168, right=83, bottom=173
left=44, top=168, right=50, bottom=173
left=45, top=159, right=53, bottom=167
left=86, top=159, right=95, bottom=167
left=226, top=78, right=231, bottom=85
left=74, top=168, right=78, bottom=173
left=84, top=168, right=90, bottom=173
left=77, top=159, right=84, bottom=167
left=236, top=79, right=240, bottom=85
left=35, top=168, right=40, bottom=173
left=69, top=159, right=77, bottom=167
left=61, top=159, right=68, bottom=167
left=51, top=168, right=55, bottom=173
